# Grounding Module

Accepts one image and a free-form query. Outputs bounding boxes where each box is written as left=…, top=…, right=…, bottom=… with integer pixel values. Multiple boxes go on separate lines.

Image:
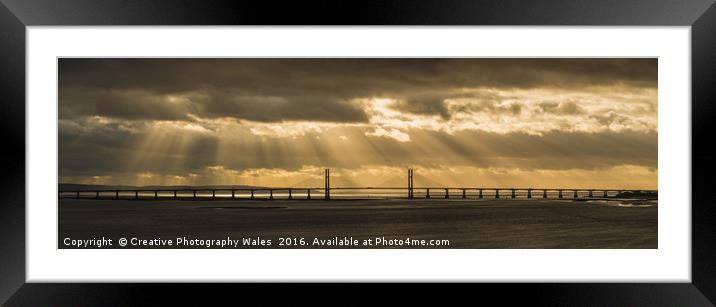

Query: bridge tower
left=324, top=168, right=330, bottom=200
left=407, top=168, right=414, bottom=199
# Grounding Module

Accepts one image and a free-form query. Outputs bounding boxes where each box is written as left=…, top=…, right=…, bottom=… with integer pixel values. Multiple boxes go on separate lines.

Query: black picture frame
left=1, top=0, right=715, bottom=305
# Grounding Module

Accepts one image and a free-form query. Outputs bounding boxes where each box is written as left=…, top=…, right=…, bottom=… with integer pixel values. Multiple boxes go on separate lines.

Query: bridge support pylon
left=407, top=168, right=414, bottom=199
left=324, top=169, right=330, bottom=200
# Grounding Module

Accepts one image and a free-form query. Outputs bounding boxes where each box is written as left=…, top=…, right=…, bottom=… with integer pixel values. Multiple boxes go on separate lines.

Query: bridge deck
left=58, top=187, right=657, bottom=201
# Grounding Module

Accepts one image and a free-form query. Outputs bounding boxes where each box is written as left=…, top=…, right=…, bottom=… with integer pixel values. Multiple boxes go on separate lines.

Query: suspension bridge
left=58, top=168, right=656, bottom=201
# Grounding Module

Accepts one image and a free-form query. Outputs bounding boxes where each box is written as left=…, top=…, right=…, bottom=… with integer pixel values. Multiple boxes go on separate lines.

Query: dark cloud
left=448, top=100, right=524, bottom=116
left=59, top=58, right=657, bottom=121
left=392, top=95, right=451, bottom=119
left=589, top=111, right=633, bottom=127
left=198, top=91, right=368, bottom=122
left=538, top=101, right=585, bottom=115
left=59, top=89, right=195, bottom=121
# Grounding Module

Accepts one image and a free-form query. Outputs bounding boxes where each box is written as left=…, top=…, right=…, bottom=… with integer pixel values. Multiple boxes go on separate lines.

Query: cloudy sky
left=58, top=58, right=657, bottom=189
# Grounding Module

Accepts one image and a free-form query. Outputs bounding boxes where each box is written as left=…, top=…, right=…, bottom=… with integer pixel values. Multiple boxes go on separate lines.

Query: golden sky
left=58, top=58, right=657, bottom=189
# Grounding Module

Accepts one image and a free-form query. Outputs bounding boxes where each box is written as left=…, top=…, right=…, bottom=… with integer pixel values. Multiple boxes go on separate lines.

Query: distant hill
left=58, top=183, right=269, bottom=191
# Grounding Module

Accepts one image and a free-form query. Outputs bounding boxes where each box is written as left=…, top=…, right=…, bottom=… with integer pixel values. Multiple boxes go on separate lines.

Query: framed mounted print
left=1, top=0, right=715, bottom=305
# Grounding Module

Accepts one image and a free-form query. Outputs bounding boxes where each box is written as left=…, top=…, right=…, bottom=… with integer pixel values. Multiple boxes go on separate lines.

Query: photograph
left=57, top=58, right=658, bottom=249
left=5, top=0, right=716, bottom=303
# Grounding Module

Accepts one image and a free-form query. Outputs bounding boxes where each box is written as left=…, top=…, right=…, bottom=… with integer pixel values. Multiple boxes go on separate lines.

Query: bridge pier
left=495, top=189, right=500, bottom=199
left=95, top=191, right=99, bottom=199
left=135, top=191, right=139, bottom=200
left=231, top=189, right=235, bottom=199
left=307, top=189, right=311, bottom=200
left=426, top=188, right=430, bottom=199
left=588, top=190, right=593, bottom=198
left=558, top=190, right=563, bottom=198
left=603, top=190, right=608, bottom=198
left=270, top=190, right=274, bottom=200
left=573, top=190, right=578, bottom=198
left=288, top=188, right=293, bottom=200
left=174, top=190, right=177, bottom=199
left=511, top=189, right=516, bottom=198
left=445, top=188, right=449, bottom=199
left=251, top=190, right=255, bottom=199
left=543, top=189, right=547, bottom=198
left=155, top=190, right=159, bottom=199
left=462, top=189, right=466, bottom=199
left=478, top=189, right=483, bottom=199
left=527, top=189, right=532, bottom=198
left=116, top=190, right=119, bottom=199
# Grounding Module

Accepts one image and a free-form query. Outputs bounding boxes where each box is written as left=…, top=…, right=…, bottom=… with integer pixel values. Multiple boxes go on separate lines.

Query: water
left=58, top=198, right=658, bottom=249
